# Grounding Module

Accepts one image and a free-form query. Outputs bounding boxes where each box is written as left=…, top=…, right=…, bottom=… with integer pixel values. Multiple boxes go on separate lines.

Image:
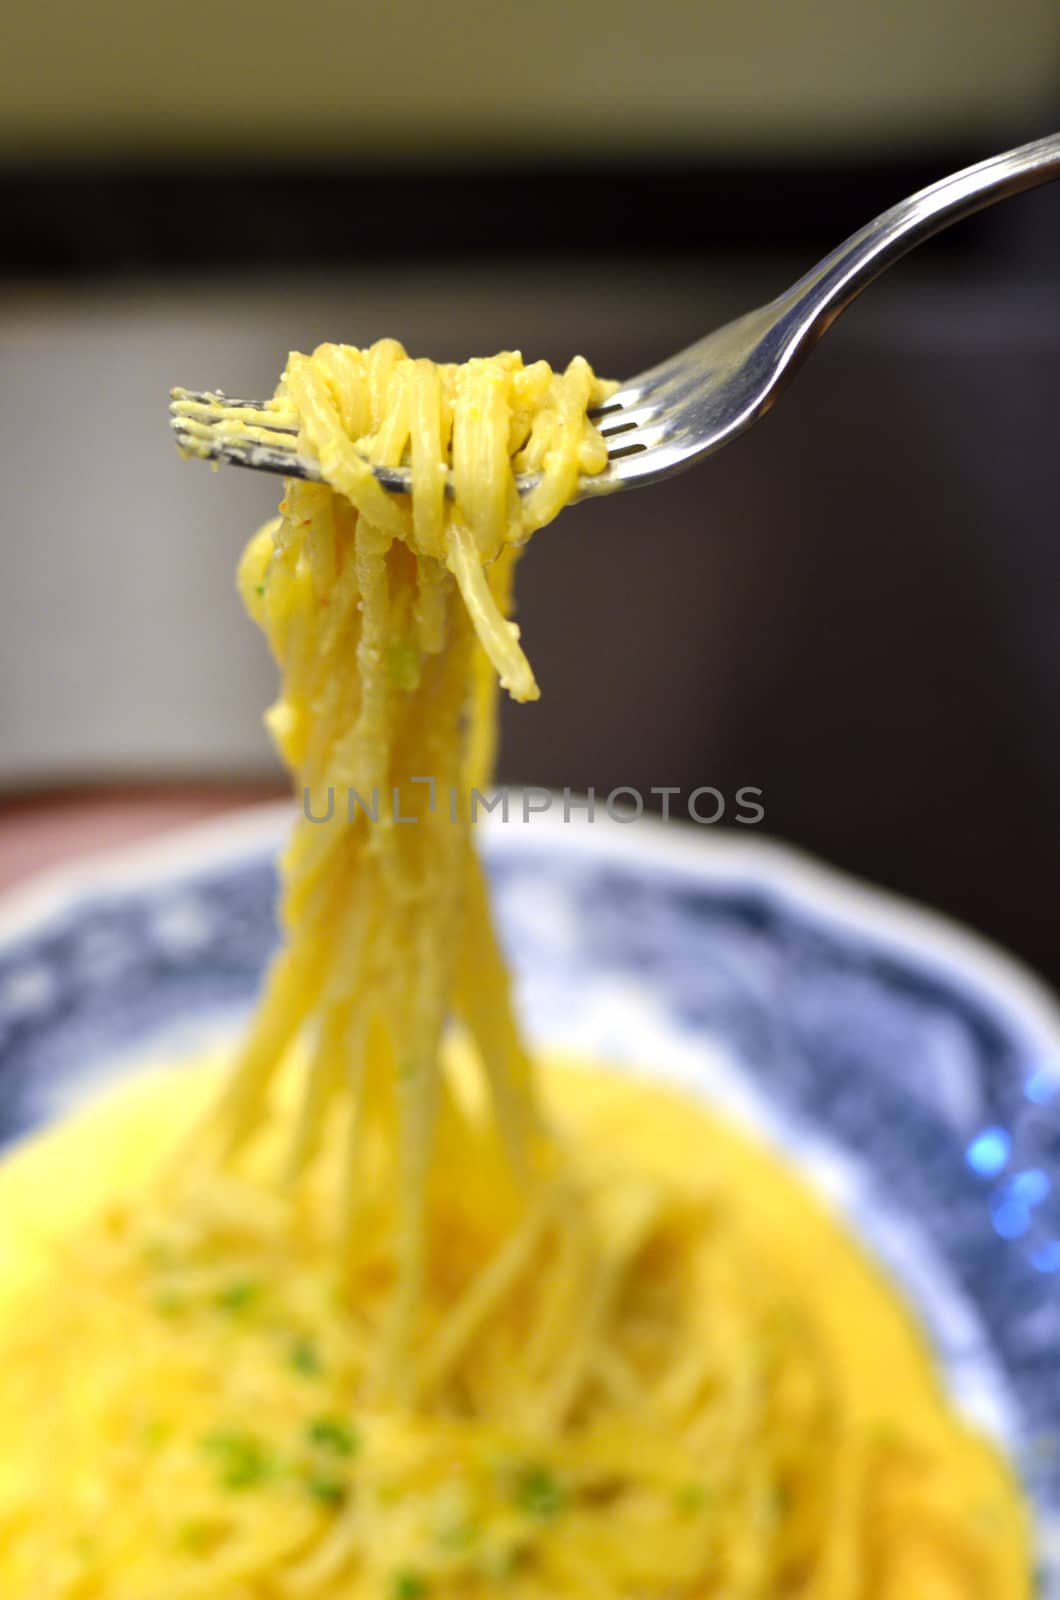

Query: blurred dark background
left=1, top=1, right=1058, bottom=985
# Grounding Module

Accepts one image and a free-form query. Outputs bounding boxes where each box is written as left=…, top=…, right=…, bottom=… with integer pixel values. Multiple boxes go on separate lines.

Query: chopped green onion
left=214, top=1278, right=262, bottom=1314
left=390, top=1569, right=428, bottom=1600
left=674, top=1481, right=708, bottom=1514
left=289, top=1335, right=323, bottom=1377
left=306, top=1416, right=359, bottom=1457
left=201, top=1430, right=274, bottom=1491
left=513, top=1465, right=567, bottom=1520
left=305, top=1474, right=348, bottom=1508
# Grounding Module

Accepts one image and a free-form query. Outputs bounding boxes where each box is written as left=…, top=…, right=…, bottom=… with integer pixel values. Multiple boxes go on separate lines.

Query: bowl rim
left=0, top=795, right=1056, bottom=1071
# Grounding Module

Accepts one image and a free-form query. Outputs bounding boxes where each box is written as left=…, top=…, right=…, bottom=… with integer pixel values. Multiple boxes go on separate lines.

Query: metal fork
left=171, top=132, right=1060, bottom=503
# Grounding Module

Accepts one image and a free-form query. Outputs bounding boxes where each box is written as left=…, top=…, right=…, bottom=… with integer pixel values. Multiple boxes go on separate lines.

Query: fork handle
left=781, top=132, right=1060, bottom=337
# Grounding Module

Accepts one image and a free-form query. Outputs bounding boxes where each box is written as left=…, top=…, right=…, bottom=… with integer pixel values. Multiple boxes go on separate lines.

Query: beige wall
left=3, top=0, right=1058, bottom=162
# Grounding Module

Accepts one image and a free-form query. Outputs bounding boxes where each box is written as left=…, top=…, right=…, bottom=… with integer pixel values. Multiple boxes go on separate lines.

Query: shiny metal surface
left=586, top=130, right=1060, bottom=496
left=171, top=133, right=1060, bottom=501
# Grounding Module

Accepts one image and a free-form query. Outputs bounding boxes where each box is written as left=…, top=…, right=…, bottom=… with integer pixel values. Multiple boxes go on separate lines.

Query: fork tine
left=170, top=388, right=639, bottom=499
left=170, top=390, right=316, bottom=479
left=594, top=403, right=661, bottom=438
left=589, top=356, right=682, bottom=412
left=172, top=417, right=305, bottom=463
left=171, top=388, right=269, bottom=410
left=171, top=419, right=325, bottom=484
left=170, top=391, right=300, bottom=437
left=592, top=336, right=709, bottom=414
left=171, top=411, right=437, bottom=494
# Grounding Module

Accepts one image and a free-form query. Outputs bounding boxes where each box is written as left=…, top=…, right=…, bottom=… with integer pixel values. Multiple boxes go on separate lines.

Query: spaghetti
left=0, top=341, right=1031, bottom=1599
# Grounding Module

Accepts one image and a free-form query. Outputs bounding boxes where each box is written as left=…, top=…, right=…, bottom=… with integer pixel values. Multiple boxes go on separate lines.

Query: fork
left=171, top=132, right=1060, bottom=503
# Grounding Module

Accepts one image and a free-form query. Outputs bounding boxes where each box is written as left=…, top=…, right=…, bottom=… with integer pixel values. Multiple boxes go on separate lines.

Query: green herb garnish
left=513, top=1465, right=567, bottom=1520
left=390, top=1570, right=428, bottom=1600
left=215, top=1278, right=262, bottom=1315
left=306, top=1473, right=348, bottom=1508
left=674, top=1481, right=708, bottom=1515
left=201, top=1430, right=275, bottom=1491
left=289, top=1335, right=323, bottom=1377
left=306, top=1416, right=358, bottom=1457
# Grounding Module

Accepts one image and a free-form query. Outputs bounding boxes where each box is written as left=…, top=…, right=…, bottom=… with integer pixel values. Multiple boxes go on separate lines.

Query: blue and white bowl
left=0, top=804, right=1057, bottom=1591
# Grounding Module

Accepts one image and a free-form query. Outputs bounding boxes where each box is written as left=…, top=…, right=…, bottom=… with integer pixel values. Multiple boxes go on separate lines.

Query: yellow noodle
left=0, top=343, right=1030, bottom=1599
